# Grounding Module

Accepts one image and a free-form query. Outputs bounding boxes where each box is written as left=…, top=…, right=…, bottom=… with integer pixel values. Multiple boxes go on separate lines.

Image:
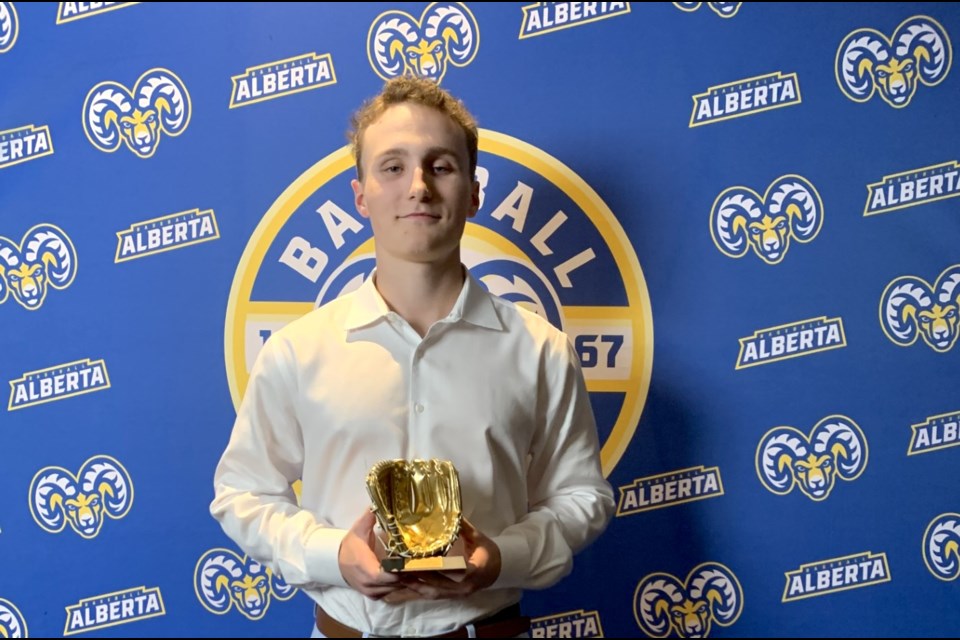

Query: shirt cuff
left=305, top=527, right=350, bottom=588
left=490, top=532, right=528, bottom=589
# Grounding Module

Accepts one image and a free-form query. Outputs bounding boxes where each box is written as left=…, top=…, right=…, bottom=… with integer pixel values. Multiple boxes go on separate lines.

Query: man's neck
left=373, top=253, right=465, bottom=337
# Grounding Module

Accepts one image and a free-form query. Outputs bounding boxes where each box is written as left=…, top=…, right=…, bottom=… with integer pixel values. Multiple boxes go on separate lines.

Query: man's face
left=351, top=103, right=479, bottom=267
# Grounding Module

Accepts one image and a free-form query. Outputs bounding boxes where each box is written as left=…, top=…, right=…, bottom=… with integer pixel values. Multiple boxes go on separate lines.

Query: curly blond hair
left=349, top=77, right=478, bottom=180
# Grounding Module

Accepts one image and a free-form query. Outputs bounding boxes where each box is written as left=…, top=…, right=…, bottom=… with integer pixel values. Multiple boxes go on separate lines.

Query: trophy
left=365, top=459, right=467, bottom=572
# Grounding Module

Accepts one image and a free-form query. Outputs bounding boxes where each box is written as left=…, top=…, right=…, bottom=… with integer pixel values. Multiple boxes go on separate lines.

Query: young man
left=210, top=76, right=614, bottom=637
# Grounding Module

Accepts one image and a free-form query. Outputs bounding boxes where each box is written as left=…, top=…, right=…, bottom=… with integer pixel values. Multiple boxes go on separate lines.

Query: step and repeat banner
left=2, top=2, right=959, bottom=637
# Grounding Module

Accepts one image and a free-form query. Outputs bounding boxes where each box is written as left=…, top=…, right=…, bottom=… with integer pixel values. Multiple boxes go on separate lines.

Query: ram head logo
left=29, top=454, right=134, bottom=539
left=0, top=598, right=28, bottom=638
left=837, top=15, right=951, bottom=108
left=756, top=415, right=868, bottom=501
left=83, top=68, right=191, bottom=158
left=472, top=257, right=565, bottom=330
left=673, top=2, right=742, bottom=18
left=711, top=175, right=823, bottom=265
left=924, top=513, right=960, bottom=581
left=368, top=2, right=479, bottom=84
left=0, top=2, right=18, bottom=53
left=0, top=224, right=77, bottom=310
left=880, top=264, right=960, bottom=353
left=634, top=563, right=743, bottom=638
left=194, top=548, right=296, bottom=620
left=315, top=255, right=376, bottom=307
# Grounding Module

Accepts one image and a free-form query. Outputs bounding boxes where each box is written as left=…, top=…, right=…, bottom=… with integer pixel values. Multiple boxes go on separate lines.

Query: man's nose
left=408, top=167, right=432, bottom=199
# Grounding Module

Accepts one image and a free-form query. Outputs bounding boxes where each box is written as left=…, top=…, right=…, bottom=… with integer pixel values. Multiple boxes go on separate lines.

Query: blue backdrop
left=2, top=2, right=959, bottom=637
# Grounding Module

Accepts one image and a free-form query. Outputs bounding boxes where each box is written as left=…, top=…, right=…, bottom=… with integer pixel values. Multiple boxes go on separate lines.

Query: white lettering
left=526, top=10, right=541, bottom=31
left=317, top=200, right=363, bottom=249
left=70, top=609, right=84, bottom=630
left=930, top=174, right=944, bottom=196
left=491, top=181, right=534, bottom=232
left=816, top=569, right=830, bottom=590
left=13, top=383, right=27, bottom=405
left=696, top=75, right=798, bottom=123
left=696, top=98, right=712, bottom=121
left=530, top=211, right=567, bottom=256
left=279, top=236, right=328, bottom=282
left=724, top=91, right=738, bottom=114
left=235, top=60, right=333, bottom=104
left=901, top=180, right=914, bottom=202
left=120, top=235, right=135, bottom=257
left=0, top=131, right=50, bottom=163
left=946, top=171, right=959, bottom=192
left=826, top=323, right=841, bottom=344
left=771, top=334, right=785, bottom=356
left=555, top=3, right=567, bottom=24
left=35, top=130, right=50, bottom=154
left=788, top=574, right=804, bottom=597
left=554, top=248, right=596, bottom=288
left=870, top=187, right=886, bottom=210
left=754, top=84, right=768, bottom=105
left=870, top=558, right=886, bottom=580
left=703, top=472, right=718, bottom=493
left=236, top=79, right=251, bottom=102
left=621, top=471, right=719, bottom=512
left=781, top=78, right=797, bottom=101
left=770, top=80, right=783, bottom=102
left=915, top=419, right=959, bottom=450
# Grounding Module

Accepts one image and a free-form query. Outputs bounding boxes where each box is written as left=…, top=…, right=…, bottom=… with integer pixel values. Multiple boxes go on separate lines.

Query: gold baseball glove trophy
left=365, top=459, right=466, bottom=572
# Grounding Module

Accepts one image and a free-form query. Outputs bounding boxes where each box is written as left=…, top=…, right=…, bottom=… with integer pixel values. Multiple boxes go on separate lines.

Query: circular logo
left=225, top=130, right=652, bottom=476
left=0, top=598, right=27, bottom=638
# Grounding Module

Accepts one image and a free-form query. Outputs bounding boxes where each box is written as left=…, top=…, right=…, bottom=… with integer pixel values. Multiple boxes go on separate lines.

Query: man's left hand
left=395, top=518, right=501, bottom=599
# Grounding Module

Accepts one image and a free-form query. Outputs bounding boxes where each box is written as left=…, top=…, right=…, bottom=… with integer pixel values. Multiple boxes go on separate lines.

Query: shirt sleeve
left=209, top=334, right=350, bottom=589
left=491, top=332, right=616, bottom=589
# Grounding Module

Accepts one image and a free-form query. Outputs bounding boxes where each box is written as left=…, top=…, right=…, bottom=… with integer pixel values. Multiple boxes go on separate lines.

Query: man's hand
left=395, top=518, right=501, bottom=600
left=338, top=509, right=416, bottom=600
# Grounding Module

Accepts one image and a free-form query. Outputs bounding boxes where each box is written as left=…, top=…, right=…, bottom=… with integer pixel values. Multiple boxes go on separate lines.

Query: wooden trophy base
left=382, top=555, right=467, bottom=573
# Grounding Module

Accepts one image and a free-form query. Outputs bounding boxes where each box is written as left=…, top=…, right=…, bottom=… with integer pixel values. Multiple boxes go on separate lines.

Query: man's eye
left=383, top=165, right=401, bottom=174
left=433, top=165, right=451, bottom=174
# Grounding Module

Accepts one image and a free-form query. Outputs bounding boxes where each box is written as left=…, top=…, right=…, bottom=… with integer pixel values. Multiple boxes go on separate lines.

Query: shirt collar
left=344, top=267, right=503, bottom=332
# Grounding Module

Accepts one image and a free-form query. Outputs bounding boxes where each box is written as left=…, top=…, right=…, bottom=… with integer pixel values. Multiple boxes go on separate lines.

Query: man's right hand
left=338, top=509, right=418, bottom=601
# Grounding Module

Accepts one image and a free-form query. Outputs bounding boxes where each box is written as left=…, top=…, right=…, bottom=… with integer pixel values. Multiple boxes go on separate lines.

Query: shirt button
left=414, top=403, right=424, bottom=414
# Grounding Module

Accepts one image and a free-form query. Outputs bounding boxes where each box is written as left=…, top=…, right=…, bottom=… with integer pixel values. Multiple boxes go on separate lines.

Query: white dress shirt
left=210, top=270, right=614, bottom=637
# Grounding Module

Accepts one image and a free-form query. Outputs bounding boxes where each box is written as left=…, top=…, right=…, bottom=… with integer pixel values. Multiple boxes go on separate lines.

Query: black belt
left=315, top=602, right=529, bottom=638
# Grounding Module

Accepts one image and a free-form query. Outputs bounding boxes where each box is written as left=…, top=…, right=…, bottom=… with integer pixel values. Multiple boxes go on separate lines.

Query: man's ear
left=468, top=179, right=480, bottom=219
left=351, top=178, right=369, bottom=219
